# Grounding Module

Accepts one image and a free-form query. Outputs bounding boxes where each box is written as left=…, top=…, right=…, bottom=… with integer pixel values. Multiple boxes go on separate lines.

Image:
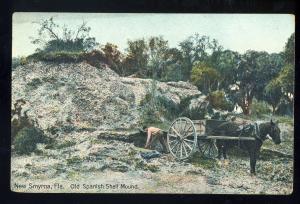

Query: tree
left=123, top=39, right=149, bottom=77
left=31, top=17, right=98, bottom=53
left=191, top=62, right=220, bottom=94
left=179, top=34, right=222, bottom=80
left=101, top=43, right=124, bottom=75
left=276, top=63, right=294, bottom=103
left=210, top=50, right=240, bottom=91
left=179, top=38, right=194, bottom=80
left=280, top=32, right=295, bottom=102
left=147, top=36, right=169, bottom=79
left=269, top=33, right=295, bottom=114
left=264, top=79, right=283, bottom=113
left=232, top=51, right=283, bottom=115
left=161, top=48, right=184, bottom=81
left=283, top=33, right=295, bottom=65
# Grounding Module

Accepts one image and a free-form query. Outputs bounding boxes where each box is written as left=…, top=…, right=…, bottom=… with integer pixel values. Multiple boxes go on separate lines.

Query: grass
left=274, top=115, right=294, bottom=126
left=188, top=153, right=217, bottom=170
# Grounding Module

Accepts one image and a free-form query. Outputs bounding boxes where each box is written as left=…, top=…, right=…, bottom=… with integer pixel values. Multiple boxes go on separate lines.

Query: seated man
left=142, top=126, right=168, bottom=153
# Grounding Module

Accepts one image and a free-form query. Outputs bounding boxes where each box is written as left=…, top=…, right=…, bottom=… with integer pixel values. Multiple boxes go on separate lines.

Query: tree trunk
left=272, top=105, right=276, bottom=114
left=240, top=95, right=252, bottom=115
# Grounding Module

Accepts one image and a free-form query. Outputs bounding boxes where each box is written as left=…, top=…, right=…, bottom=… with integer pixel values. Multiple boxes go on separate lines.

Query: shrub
left=140, top=80, right=170, bottom=125
left=26, top=51, right=85, bottom=63
left=31, top=17, right=98, bottom=53
left=13, top=126, right=48, bottom=155
left=207, top=90, right=234, bottom=111
left=177, top=96, right=207, bottom=120
left=155, top=95, right=179, bottom=120
left=187, top=105, right=207, bottom=120
left=26, top=50, right=109, bottom=68
left=250, top=98, right=272, bottom=117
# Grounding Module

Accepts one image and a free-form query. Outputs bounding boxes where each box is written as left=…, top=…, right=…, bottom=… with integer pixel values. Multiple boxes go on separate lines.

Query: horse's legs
left=222, top=145, right=227, bottom=160
left=216, top=141, right=222, bottom=159
left=249, top=150, right=256, bottom=175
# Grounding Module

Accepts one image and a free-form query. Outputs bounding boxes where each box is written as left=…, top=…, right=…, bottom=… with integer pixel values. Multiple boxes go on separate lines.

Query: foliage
left=232, top=50, right=283, bottom=115
left=24, top=23, right=294, bottom=118
left=191, top=62, right=220, bottom=94
left=250, top=98, right=271, bottom=118
left=26, top=50, right=108, bottom=68
left=276, top=98, right=293, bottom=116
left=179, top=34, right=223, bottom=80
left=27, top=51, right=86, bottom=63
left=210, top=50, right=240, bottom=91
left=283, top=32, right=295, bottom=65
left=161, top=48, right=185, bottom=81
left=176, top=95, right=207, bottom=120
left=264, top=79, right=283, bottom=113
left=139, top=80, right=163, bottom=124
left=31, top=17, right=98, bottom=53
left=208, top=91, right=234, bottom=111
left=147, top=36, right=169, bottom=79
left=276, top=63, right=294, bottom=101
left=13, top=126, right=48, bottom=155
left=101, top=43, right=124, bottom=75
left=123, top=38, right=149, bottom=77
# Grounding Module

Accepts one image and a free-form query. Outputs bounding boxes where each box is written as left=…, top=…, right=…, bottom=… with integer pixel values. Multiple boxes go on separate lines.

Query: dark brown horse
left=212, top=120, right=281, bottom=175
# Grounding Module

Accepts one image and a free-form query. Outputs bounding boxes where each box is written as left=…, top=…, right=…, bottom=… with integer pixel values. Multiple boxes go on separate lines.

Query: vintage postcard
left=11, top=13, right=294, bottom=194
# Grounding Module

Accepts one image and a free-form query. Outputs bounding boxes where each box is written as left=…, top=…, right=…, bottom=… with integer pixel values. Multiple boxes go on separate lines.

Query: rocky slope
left=12, top=62, right=205, bottom=135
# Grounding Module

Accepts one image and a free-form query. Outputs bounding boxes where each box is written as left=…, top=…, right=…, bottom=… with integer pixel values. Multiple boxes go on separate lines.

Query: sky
left=12, top=13, right=295, bottom=57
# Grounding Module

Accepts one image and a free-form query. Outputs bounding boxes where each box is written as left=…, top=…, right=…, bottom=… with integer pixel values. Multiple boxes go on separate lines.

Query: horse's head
left=268, top=119, right=281, bottom=144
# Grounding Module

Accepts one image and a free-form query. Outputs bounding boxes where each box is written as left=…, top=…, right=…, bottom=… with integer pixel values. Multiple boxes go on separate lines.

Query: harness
left=237, top=122, right=262, bottom=148
left=253, top=122, right=263, bottom=142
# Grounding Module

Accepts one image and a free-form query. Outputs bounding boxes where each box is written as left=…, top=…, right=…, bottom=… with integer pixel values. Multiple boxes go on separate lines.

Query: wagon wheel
left=167, top=117, right=197, bottom=160
left=198, top=138, right=218, bottom=159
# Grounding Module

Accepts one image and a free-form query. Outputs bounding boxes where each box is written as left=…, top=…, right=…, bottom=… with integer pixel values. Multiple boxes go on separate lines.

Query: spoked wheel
left=167, top=117, right=197, bottom=160
left=198, top=138, right=218, bottom=159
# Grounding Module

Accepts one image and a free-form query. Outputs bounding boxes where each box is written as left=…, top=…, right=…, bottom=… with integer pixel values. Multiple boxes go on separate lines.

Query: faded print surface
left=11, top=13, right=294, bottom=194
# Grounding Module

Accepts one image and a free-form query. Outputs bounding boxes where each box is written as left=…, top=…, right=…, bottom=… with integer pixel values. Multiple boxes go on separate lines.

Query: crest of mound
left=12, top=62, right=205, bottom=136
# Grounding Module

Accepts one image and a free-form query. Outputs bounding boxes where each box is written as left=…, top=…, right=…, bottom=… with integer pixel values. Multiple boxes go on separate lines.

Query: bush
left=155, top=95, right=179, bottom=120
left=207, top=91, right=234, bottom=111
left=31, top=17, right=98, bottom=53
left=186, top=106, right=207, bottom=120
left=250, top=99, right=272, bottom=117
left=26, top=50, right=109, bottom=68
left=26, top=51, right=85, bottom=63
left=13, top=126, right=48, bottom=155
left=139, top=80, right=173, bottom=125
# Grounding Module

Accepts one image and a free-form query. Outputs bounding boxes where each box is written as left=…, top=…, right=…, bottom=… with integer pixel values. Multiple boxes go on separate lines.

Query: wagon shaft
left=199, top=135, right=256, bottom=140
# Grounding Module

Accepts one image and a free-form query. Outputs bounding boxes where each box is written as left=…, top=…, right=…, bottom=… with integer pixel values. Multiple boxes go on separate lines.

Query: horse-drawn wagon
left=166, top=117, right=258, bottom=160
